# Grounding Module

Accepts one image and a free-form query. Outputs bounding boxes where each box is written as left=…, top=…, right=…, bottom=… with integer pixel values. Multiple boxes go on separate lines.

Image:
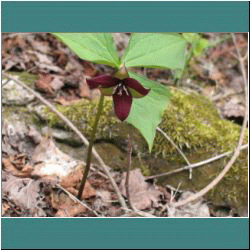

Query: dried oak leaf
left=119, top=169, right=163, bottom=210
left=50, top=190, right=87, bottom=217
left=2, top=202, right=11, bottom=216
left=2, top=155, right=33, bottom=178
left=2, top=171, right=53, bottom=217
left=50, top=76, right=64, bottom=91
left=82, top=61, right=97, bottom=76
left=93, top=190, right=112, bottom=211
left=35, top=74, right=54, bottom=94
left=52, top=50, right=68, bottom=68
left=55, top=204, right=87, bottom=217
left=60, top=167, right=96, bottom=200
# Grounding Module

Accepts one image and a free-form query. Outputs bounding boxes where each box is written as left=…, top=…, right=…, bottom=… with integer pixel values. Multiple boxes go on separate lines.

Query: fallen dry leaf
left=50, top=189, right=87, bottom=217
left=2, top=171, right=53, bottom=217
left=119, top=169, right=163, bottom=210
left=2, top=155, right=34, bottom=177
left=52, top=50, right=68, bottom=68
left=35, top=74, right=54, bottom=94
left=82, top=61, right=96, bottom=76
left=79, top=77, right=91, bottom=99
left=2, top=202, right=11, bottom=216
left=222, top=97, right=245, bottom=118
left=55, top=204, right=87, bottom=217
left=93, top=190, right=112, bottom=211
left=60, top=166, right=96, bottom=200
left=50, top=76, right=64, bottom=91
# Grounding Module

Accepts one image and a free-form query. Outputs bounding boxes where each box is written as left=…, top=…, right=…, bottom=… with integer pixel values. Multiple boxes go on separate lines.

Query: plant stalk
left=125, top=135, right=134, bottom=210
left=175, top=45, right=194, bottom=87
left=78, top=94, right=105, bottom=199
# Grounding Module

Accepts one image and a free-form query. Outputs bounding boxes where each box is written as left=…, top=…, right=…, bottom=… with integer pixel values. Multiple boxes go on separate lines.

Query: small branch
left=89, top=165, right=108, bottom=179
left=3, top=73, right=128, bottom=210
left=156, top=127, right=193, bottom=179
left=56, top=184, right=100, bottom=217
left=125, top=135, right=135, bottom=210
left=121, top=207, right=156, bottom=217
left=173, top=33, right=248, bottom=208
left=145, top=144, right=248, bottom=181
left=242, top=52, right=248, bottom=62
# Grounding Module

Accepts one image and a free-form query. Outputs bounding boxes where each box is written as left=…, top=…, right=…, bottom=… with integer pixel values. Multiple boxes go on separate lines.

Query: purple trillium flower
left=87, top=74, right=150, bottom=121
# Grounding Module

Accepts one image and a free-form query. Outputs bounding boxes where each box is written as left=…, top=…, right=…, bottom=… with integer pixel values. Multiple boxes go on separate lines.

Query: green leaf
left=183, top=33, right=209, bottom=56
left=122, top=33, right=186, bottom=70
left=193, top=38, right=209, bottom=55
left=182, top=33, right=200, bottom=43
left=126, top=71, right=170, bottom=151
left=53, top=33, right=120, bottom=68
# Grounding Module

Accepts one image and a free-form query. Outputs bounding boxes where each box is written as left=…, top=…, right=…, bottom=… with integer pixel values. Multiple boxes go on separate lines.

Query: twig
left=212, top=91, right=244, bottom=102
left=55, top=184, right=100, bottom=217
left=3, top=73, right=128, bottom=210
left=173, top=33, right=248, bottom=208
left=121, top=207, right=156, bottom=217
left=156, top=127, right=193, bottom=179
left=145, top=144, right=248, bottom=180
left=2, top=77, right=11, bottom=87
left=89, top=165, right=108, bottom=179
left=160, top=183, right=182, bottom=215
left=125, top=135, right=135, bottom=210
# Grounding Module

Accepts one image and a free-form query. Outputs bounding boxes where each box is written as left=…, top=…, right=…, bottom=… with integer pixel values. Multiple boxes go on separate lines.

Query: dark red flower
left=87, top=74, right=150, bottom=121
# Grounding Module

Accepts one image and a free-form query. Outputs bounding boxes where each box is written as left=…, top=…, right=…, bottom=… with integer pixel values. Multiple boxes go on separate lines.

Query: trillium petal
left=113, top=86, right=132, bottom=121
left=124, top=78, right=151, bottom=98
left=86, top=74, right=119, bottom=89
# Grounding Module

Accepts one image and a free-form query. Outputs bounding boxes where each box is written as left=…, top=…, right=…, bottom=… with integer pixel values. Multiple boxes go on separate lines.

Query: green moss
left=3, top=106, right=34, bottom=124
left=42, top=88, right=248, bottom=211
left=7, top=71, right=38, bottom=88
left=3, top=71, right=247, bottom=211
left=44, top=88, right=248, bottom=158
left=154, top=89, right=247, bottom=155
left=44, top=97, right=118, bottom=140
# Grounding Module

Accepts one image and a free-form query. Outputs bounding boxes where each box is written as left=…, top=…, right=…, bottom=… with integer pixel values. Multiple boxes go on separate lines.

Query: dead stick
left=56, top=184, right=100, bottom=217
left=156, top=127, right=193, bottom=179
left=145, top=144, right=248, bottom=180
left=3, top=73, right=128, bottom=210
left=121, top=207, right=156, bottom=217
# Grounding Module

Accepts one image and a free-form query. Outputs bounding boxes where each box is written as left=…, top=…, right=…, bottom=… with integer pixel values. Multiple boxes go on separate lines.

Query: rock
left=42, top=88, right=248, bottom=213
left=2, top=71, right=248, bottom=215
left=2, top=119, right=80, bottom=180
left=2, top=77, right=35, bottom=105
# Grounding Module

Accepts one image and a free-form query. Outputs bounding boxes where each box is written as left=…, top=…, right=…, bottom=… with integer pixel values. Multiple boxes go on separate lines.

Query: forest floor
left=1, top=32, right=248, bottom=217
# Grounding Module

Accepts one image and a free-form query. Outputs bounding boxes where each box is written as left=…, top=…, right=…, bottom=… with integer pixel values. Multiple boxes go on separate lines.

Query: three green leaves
left=53, top=33, right=190, bottom=150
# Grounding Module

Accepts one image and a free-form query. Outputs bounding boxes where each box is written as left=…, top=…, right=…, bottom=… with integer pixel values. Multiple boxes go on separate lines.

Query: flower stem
left=175, top=46, right=194, bottom=87
left=77, top=94, right=105, bottom=199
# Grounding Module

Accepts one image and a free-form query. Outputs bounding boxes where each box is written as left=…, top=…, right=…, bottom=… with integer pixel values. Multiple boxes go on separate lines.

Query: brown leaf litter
left=119, top=169, right=165, bottom=210
left=2, top=171, right=54, bottom=217
left=2, top=33, right=101, bottom=102
left=2, top=120, right=98, bottom=217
